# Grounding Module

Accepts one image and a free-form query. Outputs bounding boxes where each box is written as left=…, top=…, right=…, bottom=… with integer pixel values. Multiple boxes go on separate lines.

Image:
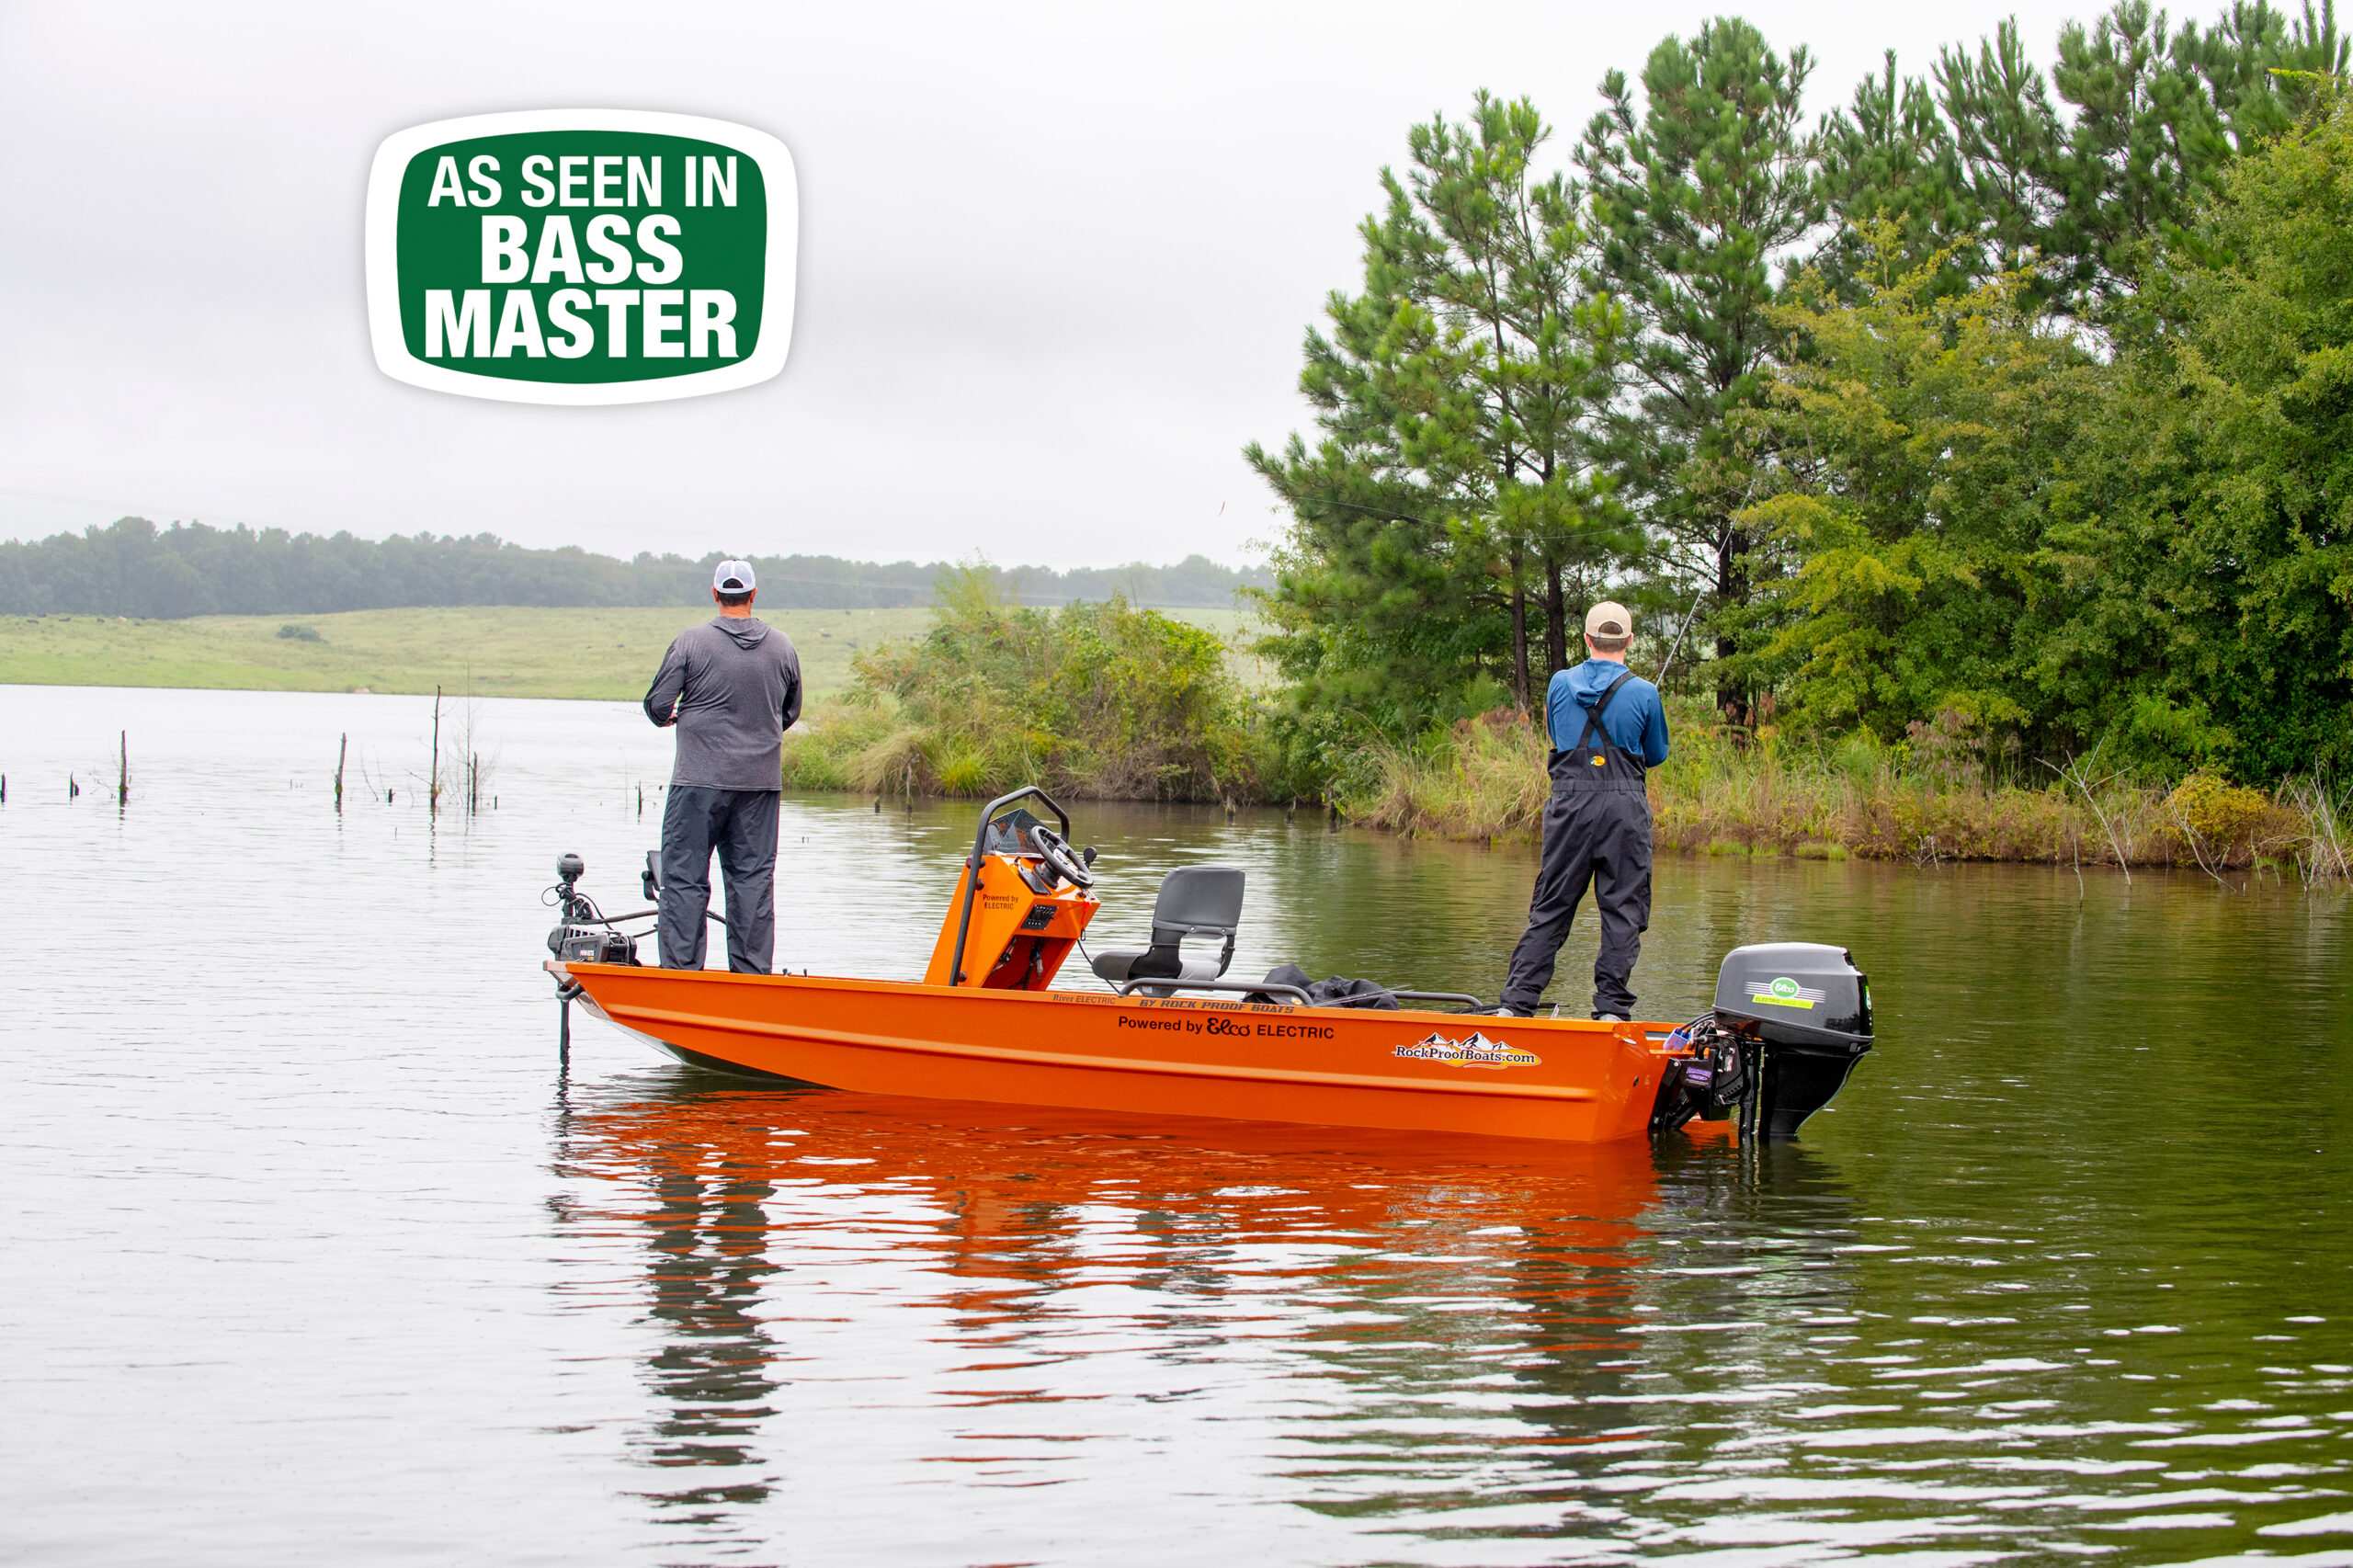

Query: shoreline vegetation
left=779, top=574, right=2353, bottom=882
left=1347, top=709, right=2353, bottom=884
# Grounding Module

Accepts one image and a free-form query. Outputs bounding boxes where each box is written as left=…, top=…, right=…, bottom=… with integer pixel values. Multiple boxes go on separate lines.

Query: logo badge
left=1746, top=976, right=1826, bottom=1010
left=1392, top=1030, right=1542, bottom=1070
left=365, top=110, right=797, bottom=403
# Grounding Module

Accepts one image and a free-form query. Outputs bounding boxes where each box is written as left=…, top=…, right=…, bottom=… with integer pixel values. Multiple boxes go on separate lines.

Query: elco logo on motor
left=365, top=110, right=797, bottom=403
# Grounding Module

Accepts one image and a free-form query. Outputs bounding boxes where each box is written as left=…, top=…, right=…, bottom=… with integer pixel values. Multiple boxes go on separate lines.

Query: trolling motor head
left=546, top=852, right=639, bottom=966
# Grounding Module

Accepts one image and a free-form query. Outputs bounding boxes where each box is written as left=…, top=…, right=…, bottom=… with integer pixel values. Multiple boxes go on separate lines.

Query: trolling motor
left=1652, top=942, right=1874, bottom=1141
left=546, top=854, right=642, bottom=967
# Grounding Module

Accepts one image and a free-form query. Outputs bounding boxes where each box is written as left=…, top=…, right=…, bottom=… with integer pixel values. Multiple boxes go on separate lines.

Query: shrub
left=782, top=566, right=1282, bottom=802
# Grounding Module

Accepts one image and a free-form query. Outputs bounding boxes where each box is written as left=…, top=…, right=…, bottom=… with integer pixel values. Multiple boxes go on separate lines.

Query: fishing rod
left=1654, top=587, right=1708, bottom=686
left=1656, top=585, right=1712, bottom=682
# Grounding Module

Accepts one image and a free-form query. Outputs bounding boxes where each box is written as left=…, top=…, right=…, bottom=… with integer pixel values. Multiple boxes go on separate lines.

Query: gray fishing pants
left=1500, top=790, right=1653, bottom=1017
left=657, top=786, right=779, bottom=973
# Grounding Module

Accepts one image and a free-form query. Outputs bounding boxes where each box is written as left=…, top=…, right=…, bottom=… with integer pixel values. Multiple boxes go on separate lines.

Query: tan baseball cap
left=1584, top=601, right=1633, bottom=639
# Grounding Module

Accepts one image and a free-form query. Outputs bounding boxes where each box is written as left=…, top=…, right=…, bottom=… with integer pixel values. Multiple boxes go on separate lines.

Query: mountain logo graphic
left=1392, top=1030, right=1542, bottom=1070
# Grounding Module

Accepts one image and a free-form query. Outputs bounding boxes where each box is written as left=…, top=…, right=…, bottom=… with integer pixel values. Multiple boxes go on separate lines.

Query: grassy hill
left=0, top=605, right=1266, bottom=701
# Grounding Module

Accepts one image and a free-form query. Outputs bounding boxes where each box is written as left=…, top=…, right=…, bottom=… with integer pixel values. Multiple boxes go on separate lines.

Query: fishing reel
left=546, top=852, right=639, bottom=966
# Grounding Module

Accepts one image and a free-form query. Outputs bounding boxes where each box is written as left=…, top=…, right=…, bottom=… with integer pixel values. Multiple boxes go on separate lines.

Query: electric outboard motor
left=1712, top=941, right=1873, bottom=1137
left=546, top=853, right=640, bottom=966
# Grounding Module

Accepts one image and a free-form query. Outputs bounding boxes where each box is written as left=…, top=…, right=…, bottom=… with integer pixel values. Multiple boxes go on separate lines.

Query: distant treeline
left=0, top=517, right=1270, bottom=617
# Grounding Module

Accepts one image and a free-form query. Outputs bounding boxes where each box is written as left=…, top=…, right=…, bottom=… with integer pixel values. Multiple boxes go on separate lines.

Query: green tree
left=2047, top=86, right=2353, bottom=780
left=1814, top=52, right=1980, bottom=299
left=1250, top=94, right=1626, bottom=727
left=1932, top=19, right=2065, bottom=287
left=1736, top=238, right=2101, bottom=741
left=1576, top=17, right=1823, bottom=712
left=1915, top=1, right=2348, bottom=317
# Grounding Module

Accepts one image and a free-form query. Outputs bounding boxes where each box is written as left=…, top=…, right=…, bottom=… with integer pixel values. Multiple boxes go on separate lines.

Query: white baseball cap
left=712, top=560, right=756, bottom=593
left=1584, top=600, right=1632, bottom=639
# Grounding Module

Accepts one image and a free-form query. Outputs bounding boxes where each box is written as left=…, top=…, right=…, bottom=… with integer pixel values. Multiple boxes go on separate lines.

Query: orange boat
left=544, top=788, right=1875, bottom=1142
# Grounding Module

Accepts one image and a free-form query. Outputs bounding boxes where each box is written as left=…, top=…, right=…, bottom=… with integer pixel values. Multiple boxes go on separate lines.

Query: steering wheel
left=1029, top=824, right=1093, bottom=889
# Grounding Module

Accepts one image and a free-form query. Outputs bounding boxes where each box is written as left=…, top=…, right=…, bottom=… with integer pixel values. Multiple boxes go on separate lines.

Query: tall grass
left=1343, top=706, right=2353, bottom=881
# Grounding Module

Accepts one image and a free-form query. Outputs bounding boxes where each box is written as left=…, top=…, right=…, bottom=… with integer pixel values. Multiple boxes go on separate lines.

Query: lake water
left=5, top=684, right=2351, bottom=1567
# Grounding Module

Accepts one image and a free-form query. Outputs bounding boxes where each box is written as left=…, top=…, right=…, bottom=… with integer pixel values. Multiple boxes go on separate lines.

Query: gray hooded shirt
left=642, top=616, right=803, bottom=790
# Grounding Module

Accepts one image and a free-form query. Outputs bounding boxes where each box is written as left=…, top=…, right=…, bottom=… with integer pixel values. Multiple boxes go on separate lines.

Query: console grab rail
left=950, top=787, right=1074, bottom=985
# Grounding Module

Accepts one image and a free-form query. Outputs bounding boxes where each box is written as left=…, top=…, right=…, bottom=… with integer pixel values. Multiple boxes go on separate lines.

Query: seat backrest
left=1130, top=864, right=1245, bottom=982
left=1151, top=864, right=1244, bottom=941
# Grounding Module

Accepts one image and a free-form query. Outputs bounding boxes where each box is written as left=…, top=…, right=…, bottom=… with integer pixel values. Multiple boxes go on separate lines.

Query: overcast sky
left=0, top=0, right=2089, bottom=569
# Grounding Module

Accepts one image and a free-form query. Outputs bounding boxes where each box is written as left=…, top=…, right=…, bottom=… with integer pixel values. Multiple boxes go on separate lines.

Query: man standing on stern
left=643, top=560, right=802, bottom=973
left=1498, top=601, right=1670, bottom=1021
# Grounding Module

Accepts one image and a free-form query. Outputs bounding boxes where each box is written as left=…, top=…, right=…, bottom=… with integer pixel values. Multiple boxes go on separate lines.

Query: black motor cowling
left=1713, top=941, right=1873, bottom=1138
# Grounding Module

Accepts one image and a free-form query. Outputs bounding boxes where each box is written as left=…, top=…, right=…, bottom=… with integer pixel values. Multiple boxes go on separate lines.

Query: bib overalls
left=1500, top=670, right=1654, bottom=1017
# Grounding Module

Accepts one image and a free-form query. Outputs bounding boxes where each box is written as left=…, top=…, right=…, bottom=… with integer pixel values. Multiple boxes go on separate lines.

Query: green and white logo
left=1745, top=975, right=1827, bottom=1010
left=366, top=110, right=796, bottom=403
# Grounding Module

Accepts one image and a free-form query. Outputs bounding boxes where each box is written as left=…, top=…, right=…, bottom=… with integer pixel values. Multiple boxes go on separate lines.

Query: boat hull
left=552, top=962, right=1676, bottom=1143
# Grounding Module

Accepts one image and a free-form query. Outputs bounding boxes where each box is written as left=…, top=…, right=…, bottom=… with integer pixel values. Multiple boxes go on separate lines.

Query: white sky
left=0, top=0, right=2087, bottom=570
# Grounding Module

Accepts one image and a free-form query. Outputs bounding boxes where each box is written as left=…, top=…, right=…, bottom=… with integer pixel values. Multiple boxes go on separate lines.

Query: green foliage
left=1247, top=93, right=1631, bottom=731
left=1577, top=17, right=1822, bottom=696
left=784, top=566, right=1298, bottom=802
left=2041, top=0, right=2346, bottom=312
left=275, top=623, right=323, bottom=642
left=1750, top=94, right=2353, bottom=785
left=1737, top=239, right=2102, bottom=740
left=2063, top=85, right=2353, bottom=781
left=1814, top=1, right=2347, bottom=317
left=1345, top=698, right=2343, bottom=874
left=1815, top=52, right=1984, bottom=300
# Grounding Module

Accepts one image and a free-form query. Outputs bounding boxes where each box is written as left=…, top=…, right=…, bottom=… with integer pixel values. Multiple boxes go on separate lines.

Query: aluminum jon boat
left=543, top=788, right=1877, bottom=1143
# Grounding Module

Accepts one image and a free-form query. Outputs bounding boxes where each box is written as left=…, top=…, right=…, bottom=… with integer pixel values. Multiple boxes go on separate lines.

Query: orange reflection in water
left=550, top=1074, right=1690, bottom=1549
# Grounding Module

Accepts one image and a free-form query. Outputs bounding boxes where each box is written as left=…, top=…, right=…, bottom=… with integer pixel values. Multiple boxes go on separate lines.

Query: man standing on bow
left=1498, top=601, right=1671, bottom=1021
left=643, top=560, right=802, bottom=973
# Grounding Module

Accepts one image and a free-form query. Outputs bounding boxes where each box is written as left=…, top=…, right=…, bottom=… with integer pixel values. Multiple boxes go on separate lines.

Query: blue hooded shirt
left=1544, top=658, right=1670, bottom=767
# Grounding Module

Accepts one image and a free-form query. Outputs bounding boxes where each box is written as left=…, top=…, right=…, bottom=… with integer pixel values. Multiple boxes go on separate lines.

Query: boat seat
left=1089, top=865, right=1244, bottom=988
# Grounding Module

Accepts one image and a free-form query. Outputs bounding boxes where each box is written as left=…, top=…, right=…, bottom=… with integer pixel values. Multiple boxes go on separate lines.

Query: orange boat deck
left=551, top=961, right=1681, bottom=1143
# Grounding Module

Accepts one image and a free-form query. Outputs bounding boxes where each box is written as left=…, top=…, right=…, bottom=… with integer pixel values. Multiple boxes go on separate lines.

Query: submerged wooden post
left=335, top=733, right=347, bottom=811
left=429, top=686, right=442, bottom=816
left=119, top=732, right=128, bottom=804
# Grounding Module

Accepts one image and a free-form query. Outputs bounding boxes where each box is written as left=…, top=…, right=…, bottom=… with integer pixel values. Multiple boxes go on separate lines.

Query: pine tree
left=1814, top=52, right=1979, bottom=299
left=1250, top=95, right=1627, bottom=725
left=1577, top=17, right=1822, bottom=713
